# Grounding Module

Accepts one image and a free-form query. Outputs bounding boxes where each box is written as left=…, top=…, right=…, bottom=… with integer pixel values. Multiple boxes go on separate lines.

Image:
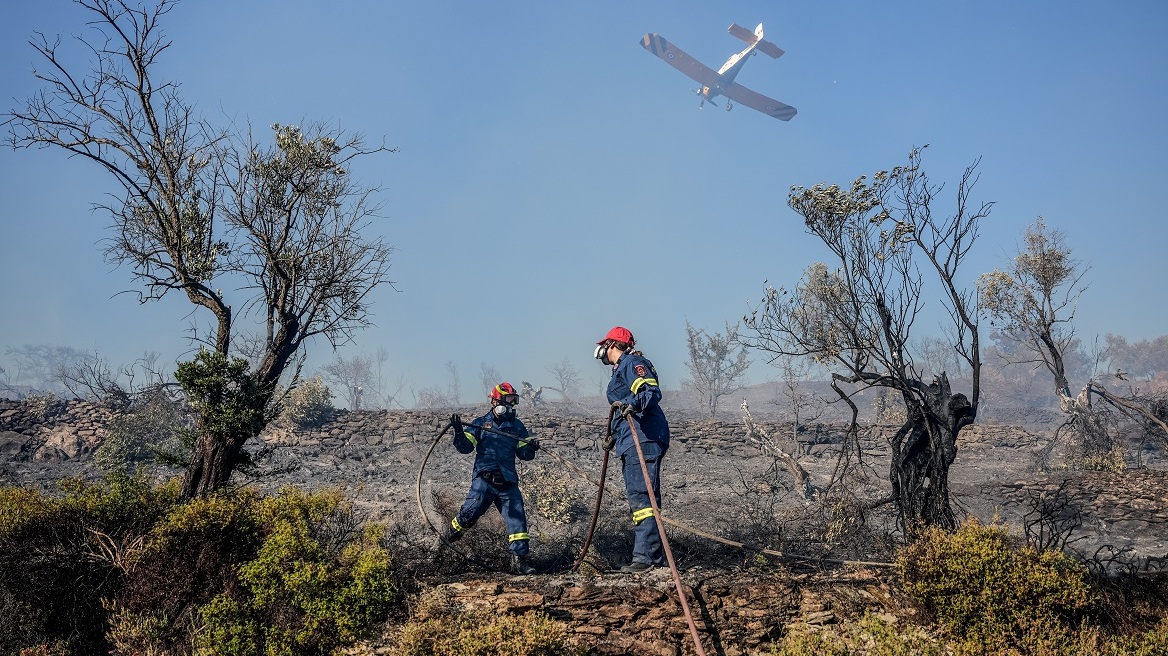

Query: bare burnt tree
left=741, top=399, right=818, bottom=500
left=6, top=0, right=395, bottom=498
left=912, top=334, right=966, bottom=379
left=1021, top=480, right=1085, bottom=553
left=979, top=218, right=1168, bottom=468
left=371, top=347, right=406, bottom=409
left=323, top=347, right=401, bottom=410
left=479, top=362, right=502, bottom=397
left=3, top=344, right=94, bottom=397
left=57, top=349, right=165, bottom=409
left=321, top=351, right=376, bottom=410
left=775, top=354, right=825, bottom=446
left=684, top=320, right=752, bottom=418
left=444, top=360, right=461, bottom=405
left=742, top=147, right=987, bottom=540
left=548, top=357, right=581, bottom=400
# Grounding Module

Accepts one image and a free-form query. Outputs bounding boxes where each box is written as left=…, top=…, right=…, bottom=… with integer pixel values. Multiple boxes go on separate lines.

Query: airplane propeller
left=693, top=88, right=718, bottom=109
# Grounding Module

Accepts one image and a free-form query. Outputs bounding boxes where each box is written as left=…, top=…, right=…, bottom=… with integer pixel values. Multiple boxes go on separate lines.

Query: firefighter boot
left=512, top=554, right=537, bottom=575
left=443, top=524, right=462, bottom=543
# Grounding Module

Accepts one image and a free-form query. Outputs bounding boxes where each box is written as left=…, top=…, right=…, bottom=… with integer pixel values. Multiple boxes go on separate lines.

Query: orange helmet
left=597, top=326, right=635, bottom=347
left=489, top=382, right=519, bottom=405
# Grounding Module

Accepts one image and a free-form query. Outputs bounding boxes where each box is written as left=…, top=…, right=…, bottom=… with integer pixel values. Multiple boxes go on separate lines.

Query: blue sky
left=2, top=0, right=1166, bottom=404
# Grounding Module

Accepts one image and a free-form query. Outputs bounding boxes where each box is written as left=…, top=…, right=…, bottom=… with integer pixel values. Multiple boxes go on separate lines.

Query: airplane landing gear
left=726, top=102, right=733, bottom=112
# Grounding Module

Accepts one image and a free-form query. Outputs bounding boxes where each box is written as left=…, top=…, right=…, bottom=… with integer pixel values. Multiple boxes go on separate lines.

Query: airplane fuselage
left=700, top=43, right=758, bottom=101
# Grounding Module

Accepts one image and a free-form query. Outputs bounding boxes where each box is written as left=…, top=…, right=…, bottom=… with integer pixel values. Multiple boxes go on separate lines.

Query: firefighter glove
left=450, top=414, right=463, bottom=436
left=602, top=434, right=615, bottom=451
left=613, top=401, right=634, bottom=417
left=527, top=439, right=541, bottom=452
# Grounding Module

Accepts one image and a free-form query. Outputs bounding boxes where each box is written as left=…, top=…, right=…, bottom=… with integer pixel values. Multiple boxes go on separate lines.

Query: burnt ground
left=4, top=412, right=1167, bottom=655
left=248, top=417, right=1168, bottom=571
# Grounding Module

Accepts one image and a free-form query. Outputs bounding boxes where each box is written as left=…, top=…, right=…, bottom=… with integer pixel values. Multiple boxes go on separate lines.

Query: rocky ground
left=2, top=399, right=1167, bottom=654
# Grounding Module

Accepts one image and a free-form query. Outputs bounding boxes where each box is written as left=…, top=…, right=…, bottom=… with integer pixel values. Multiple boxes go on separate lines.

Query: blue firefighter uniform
left=450, top=410, right=538, bottom=556
left=607, top=352, right=670, bottom=567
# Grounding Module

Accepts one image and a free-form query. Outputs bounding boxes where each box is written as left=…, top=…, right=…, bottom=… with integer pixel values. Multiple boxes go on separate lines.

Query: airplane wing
left=640, top=33, right=721, bottom=89
left=722, top=82, right=797, bottom=121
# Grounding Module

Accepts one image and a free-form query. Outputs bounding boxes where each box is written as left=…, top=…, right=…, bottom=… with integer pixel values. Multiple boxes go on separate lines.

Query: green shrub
left=1067, top=447, right=1127, bottom=473
left=195, top=488, right=398, bottom=656
left=56, top=470, right=181, bottom=532
left=770, top=613, right=946, bottom=655
left=94, top=384, right=191, bottom=471
left=519, top=463, right=579, bottom=525
left=176, top=350, right=269, bottom=442
left=0, top=481, right=396, bottom=656
left=111, top=489, right=264, bottom=654
left=0, top=472, right=179, bottom=656
left=279, top=376, right=335, bottom=428
left=941, top=614, right=1168, bottom=656
left=22, top=393, right=64, bottom=421
left=898, top=518, right=1094, bottom=650
left=395, top=609, right=583, bottom=656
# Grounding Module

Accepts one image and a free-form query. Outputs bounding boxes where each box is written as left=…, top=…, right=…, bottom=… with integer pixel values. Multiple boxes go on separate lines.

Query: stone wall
left=0, top=398, right=118, bottom=462
left=1, top=398, right=848, bottom=464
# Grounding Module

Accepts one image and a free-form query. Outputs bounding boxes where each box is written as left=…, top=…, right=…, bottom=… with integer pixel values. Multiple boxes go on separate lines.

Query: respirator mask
left=594, top=344, right=613, bottom=366
left=492, top=393, right=518, bottom=419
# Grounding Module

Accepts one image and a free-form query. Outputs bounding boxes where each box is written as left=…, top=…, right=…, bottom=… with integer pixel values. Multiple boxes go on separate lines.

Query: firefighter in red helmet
left=594, top=326, right=671, bottom=573
left=447, top=382, right=540, bottom=574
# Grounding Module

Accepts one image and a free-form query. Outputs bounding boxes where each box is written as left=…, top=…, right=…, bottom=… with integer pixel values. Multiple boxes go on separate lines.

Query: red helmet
left=597, top=326, right=635, bottom=347
left=489, top=382, right=519, bottom=404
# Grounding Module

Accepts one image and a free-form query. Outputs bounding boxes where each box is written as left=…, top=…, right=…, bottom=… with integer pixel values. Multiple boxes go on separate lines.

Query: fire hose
left=414, top=408, right=706, bottom=654
left=414, top=409, right=895, bottom=652
left=413, top=420, right=501, bottom=571
left=624, top=408, right=707, bottom=656
left=570, top=403, right=617, bottom=570
left=416, top=416, right=897, bottom=569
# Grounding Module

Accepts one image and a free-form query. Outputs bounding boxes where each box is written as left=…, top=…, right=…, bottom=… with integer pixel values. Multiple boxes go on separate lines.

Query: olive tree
left=6, top=0, right=395, bottom=498
left=742, top=147, right=988, bottom=539
left=979, top=218, right=1168, bottom=467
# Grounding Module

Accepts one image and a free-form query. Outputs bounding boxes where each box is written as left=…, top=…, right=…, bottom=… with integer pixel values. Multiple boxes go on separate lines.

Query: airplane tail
left=727, top=22, right=785, bottom=59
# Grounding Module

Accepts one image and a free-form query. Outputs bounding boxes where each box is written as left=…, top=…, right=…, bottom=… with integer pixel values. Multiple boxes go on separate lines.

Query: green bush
left=278, top=376, right=335, bottom=428
left=195, top=488, right=398, bottom=656
left=22, top=393, right=64, bottom=421
left=770, top=613, right=945, bottom=655
left=94, top=384, right=191, bottom=471
left=395, top=609, right=583, bottom=656
left=0, top=472, right=179, bottom=656
left=176, top=350, right=269, bottom=442
left=519, top=463, right=579, bottom=525
left=109, top=489, right=264, bottom=654
left=0, top=479, right=398, bottom=656
left=898, top=518, right=1094, bottom=651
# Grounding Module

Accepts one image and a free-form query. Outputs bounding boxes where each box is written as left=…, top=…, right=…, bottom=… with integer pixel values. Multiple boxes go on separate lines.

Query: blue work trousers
left=455, top=474, right=530, bottom=556
left=622, top=441, right=666, bottom=566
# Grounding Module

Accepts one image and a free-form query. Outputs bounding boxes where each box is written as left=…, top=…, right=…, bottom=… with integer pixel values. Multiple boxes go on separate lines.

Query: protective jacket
left=454, top=409, right=536, bottom=484
left=606, top=352, right=670, bottom=456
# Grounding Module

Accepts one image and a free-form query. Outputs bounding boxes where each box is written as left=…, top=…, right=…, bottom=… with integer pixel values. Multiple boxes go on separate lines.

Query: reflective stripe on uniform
left=517, top=439, right=530, bottom=448
left=463, top=430, right=478, bottom=447
left=451, top=518, right=464, bottom=532
left=632, top=507, right=655, bottom=524
left=508, top=532, right=530, bottom=542
left=630, top=377, right=658, bottom=394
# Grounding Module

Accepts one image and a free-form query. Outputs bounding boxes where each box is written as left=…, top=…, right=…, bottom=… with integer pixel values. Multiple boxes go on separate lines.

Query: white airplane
left=640, top=23, right=797, bottom=121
